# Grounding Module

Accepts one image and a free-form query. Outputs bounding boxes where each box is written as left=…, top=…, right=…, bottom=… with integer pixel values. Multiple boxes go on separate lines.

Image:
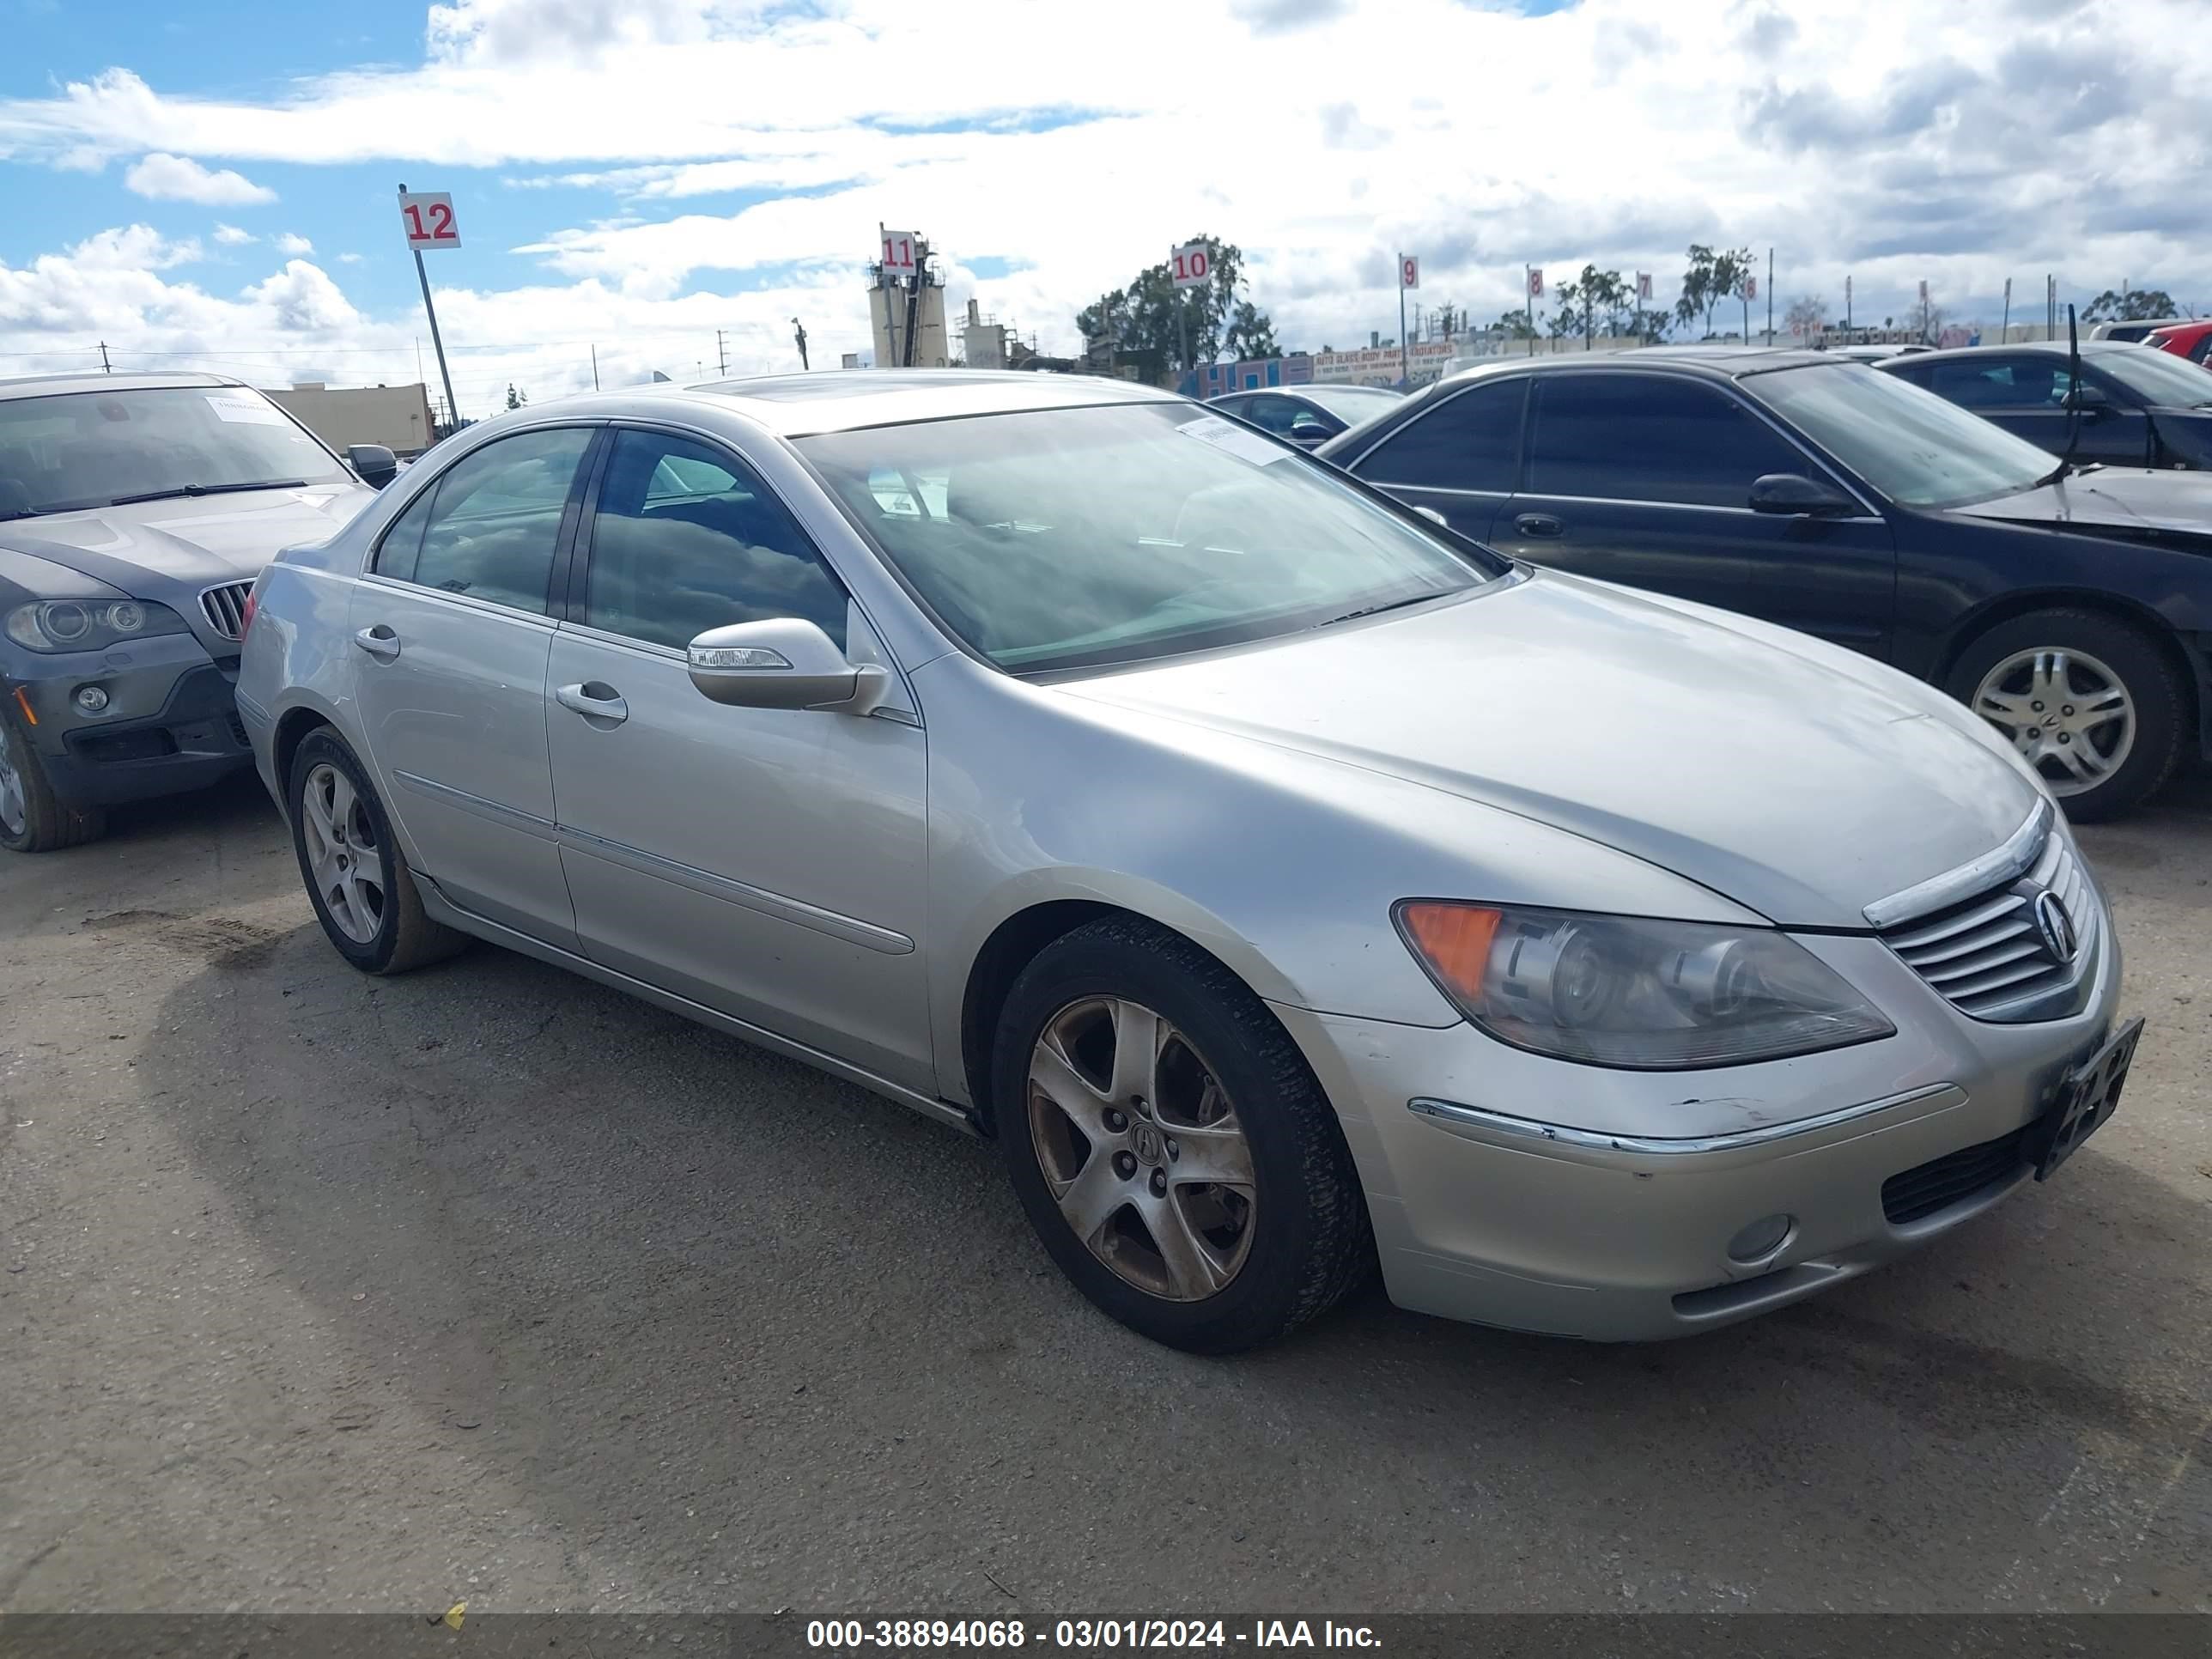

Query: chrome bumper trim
left=1406, top=1082, right=1960, bottom=1158
left=1863, top=798, right=2052, bottom=930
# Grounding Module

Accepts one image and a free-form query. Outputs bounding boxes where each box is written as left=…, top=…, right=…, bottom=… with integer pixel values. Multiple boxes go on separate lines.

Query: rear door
left=348, top=424, right=597, bottom=950
left=1494, top=373, right=1898, bottom=654
left=1338, top=376, right=1526, bottom=540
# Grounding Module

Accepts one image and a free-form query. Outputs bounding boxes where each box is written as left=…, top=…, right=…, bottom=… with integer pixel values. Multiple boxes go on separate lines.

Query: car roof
left=1891, top=340, right=2154, bottom=368
left=605, top=368, right=1181, bottom=437
left=0, top=369, right=241, bottom=402
left=1437, top=345, right=1834, bottom=388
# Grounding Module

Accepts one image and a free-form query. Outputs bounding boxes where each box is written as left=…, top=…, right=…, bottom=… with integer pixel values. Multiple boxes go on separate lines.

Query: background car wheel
left=993, top=915, right=1372, bottom=1353
left=0, top=701, right=106, bottom=854
left=1945, top=609, right=2188, bottom=822
left=287, top=727, right=467, bottom=975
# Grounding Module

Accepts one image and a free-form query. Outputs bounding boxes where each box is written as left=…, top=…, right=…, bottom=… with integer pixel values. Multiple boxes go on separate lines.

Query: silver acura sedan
left=237, top=371, right=2138, bottom=1352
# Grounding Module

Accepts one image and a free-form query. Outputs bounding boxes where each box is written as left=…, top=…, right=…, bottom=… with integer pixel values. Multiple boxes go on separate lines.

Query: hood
left=1947, top=465, right=2212, bottom=543
left=0, top=484, right=374, bottom=654
left=1058, top=571, right=2041, bottom=929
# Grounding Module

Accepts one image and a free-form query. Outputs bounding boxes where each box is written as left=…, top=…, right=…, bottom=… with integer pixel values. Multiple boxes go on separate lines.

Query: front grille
left=1882, top=1126, right=2033, bottom=1224
left=198, top=580, right=253, bottom=641
left=1877, top=826, right=2095, bottom=1018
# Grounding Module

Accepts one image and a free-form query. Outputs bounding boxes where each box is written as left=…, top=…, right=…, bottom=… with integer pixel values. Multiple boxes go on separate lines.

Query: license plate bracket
left=2033, top=1016, right=2143, bottom=1181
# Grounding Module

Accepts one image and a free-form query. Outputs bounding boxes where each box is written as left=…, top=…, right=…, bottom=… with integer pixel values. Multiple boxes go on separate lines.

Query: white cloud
left=122, top=151, right=276, bottom=206
left=3, top=0, right=2211, bottom=398
left=211, top=222, right=255, bottom=246
left=275, top=232, right=314, bottom=255
left=337, top=252, right=364, bottom=264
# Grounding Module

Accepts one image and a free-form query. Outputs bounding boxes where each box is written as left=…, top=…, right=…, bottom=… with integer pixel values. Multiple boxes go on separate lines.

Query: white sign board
left=1527, top=268, right=1544, bottom=299
left=880, top=231, right=919, bottom=273
left=1400, top=255, right=1419, bottom=290
left=1170, top=242, right=1212, bottom=289
left=1636, top=271, right=1653, bottom=301
left=399, top=191, right=460, bottom=251
left=1745, top=276, right=1758, bottom=301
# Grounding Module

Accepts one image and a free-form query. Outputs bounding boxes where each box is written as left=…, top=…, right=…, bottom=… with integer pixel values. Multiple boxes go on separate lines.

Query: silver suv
left=0, top=372, right=382, bottom=851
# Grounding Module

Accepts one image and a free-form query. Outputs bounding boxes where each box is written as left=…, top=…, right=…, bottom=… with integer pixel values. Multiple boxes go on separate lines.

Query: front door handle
left=1513, top=513, right=1565, bottom=538
left=352, top=625, right=401, bottom=659
left=556, top=681, right=628, bottom=725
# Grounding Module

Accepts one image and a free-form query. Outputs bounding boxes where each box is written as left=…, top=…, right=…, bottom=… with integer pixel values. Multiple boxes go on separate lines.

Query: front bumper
left=1274, top=921, right=2124, bottom=1341
left=8, top=635, right=252, bottom=808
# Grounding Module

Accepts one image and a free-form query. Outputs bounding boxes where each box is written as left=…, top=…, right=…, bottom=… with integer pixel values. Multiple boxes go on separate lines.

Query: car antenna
left=2058, top=302, right=2084, bottom=474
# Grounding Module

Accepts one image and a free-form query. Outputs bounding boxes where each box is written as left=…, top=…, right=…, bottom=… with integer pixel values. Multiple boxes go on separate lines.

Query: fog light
left=1727, top=1213, right=1794, bottom=1263
left=74, top=685, right=110, bottom=714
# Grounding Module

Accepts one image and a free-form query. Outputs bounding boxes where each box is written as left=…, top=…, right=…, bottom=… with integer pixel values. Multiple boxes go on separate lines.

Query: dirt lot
left=2, top=769, right=2207, bottom=1614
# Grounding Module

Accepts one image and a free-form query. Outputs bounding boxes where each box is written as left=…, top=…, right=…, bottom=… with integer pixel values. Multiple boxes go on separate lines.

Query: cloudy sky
left=1, top=0, right=2206, bottom=417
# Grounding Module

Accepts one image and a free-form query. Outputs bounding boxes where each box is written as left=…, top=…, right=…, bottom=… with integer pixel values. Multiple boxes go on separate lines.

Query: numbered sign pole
left=398, top=184, right=462, bottom=430
left=1170, top=242, right=1212, bottom=392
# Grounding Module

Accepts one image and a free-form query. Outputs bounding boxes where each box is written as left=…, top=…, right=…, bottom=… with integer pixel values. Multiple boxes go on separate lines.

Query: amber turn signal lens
left=1398, top=902, right=1502, bottom=995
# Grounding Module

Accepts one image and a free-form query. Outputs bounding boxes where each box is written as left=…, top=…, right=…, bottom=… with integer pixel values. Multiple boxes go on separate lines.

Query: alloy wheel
left=301, top=763, right=386, bottom=944
left=0, top=720, right=25, bottom=838
left=1026, top=996, right=1257, bottom=1302
left=1971, top=647, right=2136, bottom=797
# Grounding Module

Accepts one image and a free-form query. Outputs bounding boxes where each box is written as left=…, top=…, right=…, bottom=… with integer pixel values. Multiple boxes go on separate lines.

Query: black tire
left=1943, top=608, right=2189, bottom=823
left=993, top=915, right=1373, bottom=1353
left=286, top=726, right=467, bottom=975
left=0, top=700, right=106, bottom=854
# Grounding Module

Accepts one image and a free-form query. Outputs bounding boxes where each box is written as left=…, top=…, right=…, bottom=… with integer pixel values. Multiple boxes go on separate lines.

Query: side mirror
left=347, top=443, right=399, bottom=488
left=1287, top=416, right=1332, bottom=445
left=1748, top=472, right=1859, bottom=517
left=686, top=617, right=888, bottom=714
left=2069, top=383, right=2111, bottom=415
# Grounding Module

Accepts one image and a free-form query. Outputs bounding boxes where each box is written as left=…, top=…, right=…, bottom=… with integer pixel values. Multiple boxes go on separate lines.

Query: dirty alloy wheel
left=286, top=726, right=466, bottom=975
left=0, top=700, right=106, bottom=854
left=994, top=915, right=1372, bottom=1353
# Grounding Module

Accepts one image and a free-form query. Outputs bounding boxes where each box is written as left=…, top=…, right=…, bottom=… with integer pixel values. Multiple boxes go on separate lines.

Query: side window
left=1526, top=376, right=1807, bottom=508
left=396, top=428, right=593, bottom=613
left=581, top=428, right=848, bottom=653
left=1884, top=362, right=1935, bottom=392
left=1211, top=397, right=1251, bottom=422
left=1240, top=396, right=1304, bottom=437
left=1354, top=379, right=1525, bottom=492
left=374, top=483, right=438, bottom=583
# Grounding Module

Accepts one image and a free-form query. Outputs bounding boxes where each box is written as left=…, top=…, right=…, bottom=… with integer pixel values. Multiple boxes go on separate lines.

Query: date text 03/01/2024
left=805, top=1620, right=1383, bottom=1650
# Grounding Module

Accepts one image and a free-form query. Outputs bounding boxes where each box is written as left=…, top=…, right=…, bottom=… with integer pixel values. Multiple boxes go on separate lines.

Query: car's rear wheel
left=287, top=727, right=466, bottom=974
left=1945, top=609, right=2187, bottom=822
left=0, top=702, right=106, bottom=854
left=994, top=915, right=1372, bottom=1352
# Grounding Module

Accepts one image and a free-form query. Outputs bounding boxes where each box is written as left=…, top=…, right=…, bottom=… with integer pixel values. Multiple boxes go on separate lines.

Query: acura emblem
left=2032, top=890, right=2078, bottom=963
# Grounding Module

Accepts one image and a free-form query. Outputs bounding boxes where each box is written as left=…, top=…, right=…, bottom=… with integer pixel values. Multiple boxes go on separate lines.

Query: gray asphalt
left=2, top=769, right=2207, bottom=1615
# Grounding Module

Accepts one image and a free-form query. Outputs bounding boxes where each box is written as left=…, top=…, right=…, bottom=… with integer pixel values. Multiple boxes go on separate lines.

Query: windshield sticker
left=204, top=393, right=288, bottom=426
left=1176, top=414, right=1289, bottom=466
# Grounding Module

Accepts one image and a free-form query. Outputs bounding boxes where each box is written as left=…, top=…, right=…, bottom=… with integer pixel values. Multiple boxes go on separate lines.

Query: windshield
left=799, top=402, right=1498, bottom=673
left=1748, top=363, right=2057, bottom=507
left=1299, top=386, right=1403, bottom=423
left=2094, top=346, right=2212, bottom=408
left=0, top=386, right=349, bottom=516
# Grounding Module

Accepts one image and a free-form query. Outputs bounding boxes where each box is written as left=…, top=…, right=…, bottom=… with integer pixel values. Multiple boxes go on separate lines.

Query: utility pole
left=1766, top=248, right=1774, bottom=345
left=98, top=341, right=111, bottom=374
left=1397, top=252, right=1409, bottom=386
left=591, top=344, right=600, bottom=390
left=715, top=330, right=728, bottom=376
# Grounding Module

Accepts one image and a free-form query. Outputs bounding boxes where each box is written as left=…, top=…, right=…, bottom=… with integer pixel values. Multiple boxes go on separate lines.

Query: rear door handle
left=556, top=682, right=628, bottom=725
left=352, top=625, right=401, bottom=659
left=1513, top=513, right=1565, bottom=538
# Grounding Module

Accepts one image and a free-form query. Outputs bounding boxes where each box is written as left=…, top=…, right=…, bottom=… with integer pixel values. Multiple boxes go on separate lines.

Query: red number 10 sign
left=1170, top=242, right=1211, bottom=289
left=400, top=191, right=461, bottom=251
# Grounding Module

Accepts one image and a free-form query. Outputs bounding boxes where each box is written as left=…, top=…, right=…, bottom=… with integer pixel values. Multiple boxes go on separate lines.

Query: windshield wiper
left=1317, top=592, right=1444, bottom=629
left=2032, top=457, right=2073, bottom=489
left=106, top=479, right=309, bottom=507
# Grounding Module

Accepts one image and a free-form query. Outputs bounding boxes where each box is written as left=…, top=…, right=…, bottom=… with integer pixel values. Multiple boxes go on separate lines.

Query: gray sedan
left=237, top=372, right=2134, bottom=1352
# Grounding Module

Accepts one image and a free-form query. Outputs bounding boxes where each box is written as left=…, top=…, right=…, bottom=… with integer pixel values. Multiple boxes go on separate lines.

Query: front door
left=1488, top=372, right=1898, bottom=654
left=1342, top=374, right=1527, bottom=541
left=545, top=424, right=934, bottom=1091
left=1905, top=356, right=2154, bottom=467
left=348, top=424, right=597, bottom=950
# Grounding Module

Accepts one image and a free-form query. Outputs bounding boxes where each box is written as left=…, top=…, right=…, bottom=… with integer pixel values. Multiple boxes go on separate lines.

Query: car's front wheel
left=287, top=727, right=466, bottom=974
left=994, top=916, right=1372, bottom=1352
left=1945, top=608, right=2187, bottom=822
left=0, top=701, right=106, bottom=854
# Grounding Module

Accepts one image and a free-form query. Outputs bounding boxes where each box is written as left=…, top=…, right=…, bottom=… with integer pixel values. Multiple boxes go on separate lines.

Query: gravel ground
left=1, top=768, right=2206, bottom=1615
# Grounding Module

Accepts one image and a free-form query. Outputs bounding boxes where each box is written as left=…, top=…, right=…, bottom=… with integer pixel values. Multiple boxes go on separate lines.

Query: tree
left=1623, top=306, right=1672, bottom=343
left=504, top=383, right=528, bottom=410
left=1494, top=307, right=1538, bottom=339
left=1784, top=294, right=1827, bottom=339
left=1674, top=244, right=1752, bottom=339
left=2082, top=288, right=2179, bottom=322
left=1075, top=236, right=1276, bottom=380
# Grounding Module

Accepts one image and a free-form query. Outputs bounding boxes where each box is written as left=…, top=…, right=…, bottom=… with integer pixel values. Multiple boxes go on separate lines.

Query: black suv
left=1317, top=348, right=2212, bottom=820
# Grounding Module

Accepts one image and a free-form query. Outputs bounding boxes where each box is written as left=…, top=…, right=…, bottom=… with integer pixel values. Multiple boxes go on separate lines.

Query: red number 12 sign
left=400, top=192, right=462, bottom=251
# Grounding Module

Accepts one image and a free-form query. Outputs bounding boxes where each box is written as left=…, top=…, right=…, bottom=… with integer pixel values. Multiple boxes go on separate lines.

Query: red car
left=2146, top=319, right=2212, bottom=367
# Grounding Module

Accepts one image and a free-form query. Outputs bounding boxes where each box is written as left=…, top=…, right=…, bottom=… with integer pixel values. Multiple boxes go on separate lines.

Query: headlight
left=4, top=599, right=191, bottom=653
left=1395, top=902, right=1894, bottom=1069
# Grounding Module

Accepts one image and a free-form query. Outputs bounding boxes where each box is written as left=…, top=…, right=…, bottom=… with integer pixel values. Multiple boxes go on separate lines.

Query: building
left=869, top=257, right=949, bottom=368
left=962, top=299, right=1013, bottom=371
left=266, top=382, right=438, bottom=458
